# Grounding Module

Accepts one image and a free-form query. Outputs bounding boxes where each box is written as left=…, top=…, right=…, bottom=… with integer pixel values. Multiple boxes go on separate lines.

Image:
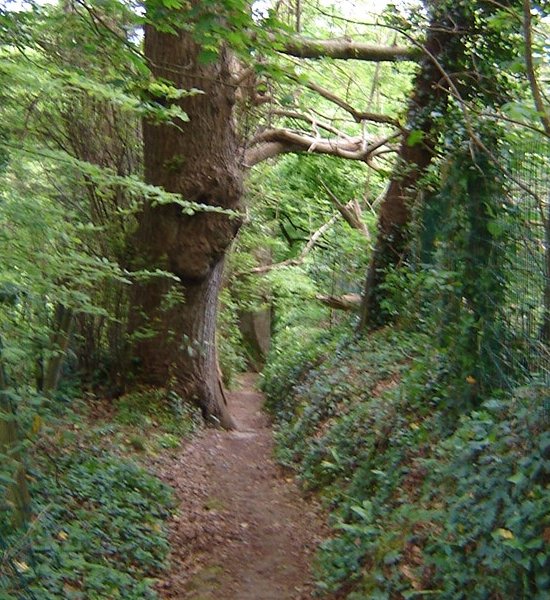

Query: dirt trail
left=152, top=373, right=326, bottom=600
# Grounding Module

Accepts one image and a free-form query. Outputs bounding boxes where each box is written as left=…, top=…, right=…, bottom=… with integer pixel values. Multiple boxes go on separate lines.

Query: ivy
left=265, top=327, right=550, bottom=599
left=1, top=436, right=175, bottom=600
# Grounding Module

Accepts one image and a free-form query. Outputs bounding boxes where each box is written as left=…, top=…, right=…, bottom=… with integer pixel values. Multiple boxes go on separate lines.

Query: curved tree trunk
left=358, top=137, right=435, bottom=330
left=358, top=7, right=454, bottom=331
left=128, top=16, right=242, bottom=428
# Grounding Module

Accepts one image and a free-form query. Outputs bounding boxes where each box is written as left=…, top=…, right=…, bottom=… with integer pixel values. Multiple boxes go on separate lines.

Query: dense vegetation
left=1, top=0, right=549, bottom=598
left=264, top=323, right=549, bottom=598
left=0, top=383, right=201, bottom=598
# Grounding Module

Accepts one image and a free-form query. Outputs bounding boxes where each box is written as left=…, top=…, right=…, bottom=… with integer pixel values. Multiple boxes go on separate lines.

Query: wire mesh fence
left=422, top=136, right=550, bottom=403
left=307, top=135, right=549, bottom=409
left=507, top=138, right=550, bottom=391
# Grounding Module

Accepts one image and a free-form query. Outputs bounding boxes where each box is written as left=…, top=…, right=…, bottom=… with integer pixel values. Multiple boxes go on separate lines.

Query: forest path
left=152, top=373, right=326, bottom=600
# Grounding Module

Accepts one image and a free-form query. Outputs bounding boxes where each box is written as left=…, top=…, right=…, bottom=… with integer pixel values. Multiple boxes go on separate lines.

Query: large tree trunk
left=129, top=16, right=242, bottom=428
left=358, top=137, right=434, bottom=330
left=358, top=7, right=454, bottom=331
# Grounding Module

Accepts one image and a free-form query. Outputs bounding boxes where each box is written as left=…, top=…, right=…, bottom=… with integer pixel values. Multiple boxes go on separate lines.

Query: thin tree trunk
left=128, top=14, right=242, bottom=428
left=42, top=304, right=74, bottom=394
left=522, top=0, right=550, bottom=344
left=0, top=338, right=30, bottom=528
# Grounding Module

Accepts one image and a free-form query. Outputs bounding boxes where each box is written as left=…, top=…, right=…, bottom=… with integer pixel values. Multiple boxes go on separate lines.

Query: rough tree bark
left=129, top=19, right=242, bottom=428
left=127, top=4, right=420, bottom=424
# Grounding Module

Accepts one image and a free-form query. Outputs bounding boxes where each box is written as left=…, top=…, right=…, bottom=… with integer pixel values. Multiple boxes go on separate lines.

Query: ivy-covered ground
left=263, top=327, right=550, bottom=599
left=1, top=388, right=200, bottom=600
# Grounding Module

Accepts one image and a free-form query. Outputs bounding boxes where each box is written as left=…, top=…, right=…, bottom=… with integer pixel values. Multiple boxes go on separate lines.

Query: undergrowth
left=1, top=388, right=201, bottom=599
left=264, top=328, right=550, bottom=599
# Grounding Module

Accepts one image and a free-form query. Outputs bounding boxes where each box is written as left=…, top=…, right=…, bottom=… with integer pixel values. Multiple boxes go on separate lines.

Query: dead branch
left=319, top=179, right=371, bottom=240
left=246, top=213, right=340, bottom=275
left=316, top=293, right=362, bottom=311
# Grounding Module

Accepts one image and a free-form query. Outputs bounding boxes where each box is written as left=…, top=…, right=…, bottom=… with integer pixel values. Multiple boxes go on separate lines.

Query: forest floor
left=150, top=373, right=326, bottom=600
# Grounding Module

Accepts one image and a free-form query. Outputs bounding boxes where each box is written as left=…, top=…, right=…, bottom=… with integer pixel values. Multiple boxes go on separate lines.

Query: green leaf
left=198, top=48, right=220, bottom=64
left=507, top=472, right=525, bottom=485
left=407, top=130, right=424, bottom=146
left=487, top=219, right=504, bottom=238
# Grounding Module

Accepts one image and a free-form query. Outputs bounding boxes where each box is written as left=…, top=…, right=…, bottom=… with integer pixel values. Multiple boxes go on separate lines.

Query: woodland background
left=1, top=0, right=549, bottom=598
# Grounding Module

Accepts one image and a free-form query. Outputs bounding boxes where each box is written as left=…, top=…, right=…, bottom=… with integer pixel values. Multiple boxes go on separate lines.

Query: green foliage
left=414, top=132, right=548, bottom=409
left=1, top=435, right=174, bottom=600
left=144, top=0, right=282, bottom=63
left=222, top=148, right=372, bottom=364
left=422, top=398, right=550, bottom=598
left=1, top=2, right=547, bottom=600
left=115, top=386, right=201, bottom=438
left=255, top=6, right=549, bottom=593
left=1, top=0, right=242, bottom=394
left=222, top=151, right=373, bottom=374
left=265, top=327, right=550, bottom=599
left=0, top=363, right=199, bottom=599
left=262, top=318, right=348, bottom=419
left=217, top=288, right=247, bottom=387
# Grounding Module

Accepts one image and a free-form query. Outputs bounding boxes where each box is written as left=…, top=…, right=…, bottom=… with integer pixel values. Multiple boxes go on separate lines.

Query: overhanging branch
left=305, top=80, right=401, bottom=127
left=280, top=36, right=419, bottom=62
left=244, top=128, right=399, bottom=167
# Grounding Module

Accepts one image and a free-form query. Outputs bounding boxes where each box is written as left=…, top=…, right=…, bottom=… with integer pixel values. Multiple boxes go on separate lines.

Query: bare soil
left=151, top=373, right=327, bottom=600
